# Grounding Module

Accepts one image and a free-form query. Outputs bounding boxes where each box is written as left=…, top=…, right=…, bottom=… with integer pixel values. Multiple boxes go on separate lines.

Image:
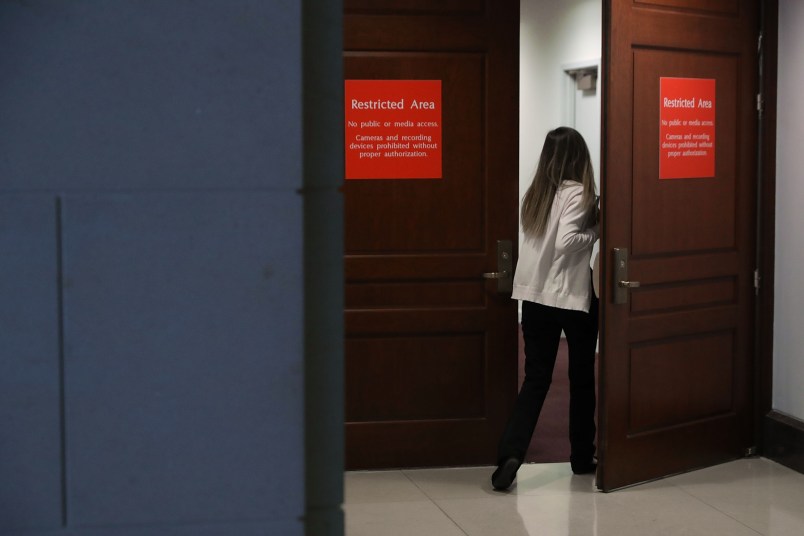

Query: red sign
left=345, top=80, right=442, bottom=180
left=659, top=77, right=716, bottom=179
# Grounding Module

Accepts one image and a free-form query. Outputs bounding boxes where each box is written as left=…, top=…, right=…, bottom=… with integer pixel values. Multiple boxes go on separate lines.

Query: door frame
left=756, top=0, right=777, bottom=454
left=331, top=0, right=779, bottom=478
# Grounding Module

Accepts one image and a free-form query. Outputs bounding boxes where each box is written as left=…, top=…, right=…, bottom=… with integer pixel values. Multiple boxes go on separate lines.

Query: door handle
left=613, top=248, right=639, bottom=304
left=483, top=240, right=513, bottom=294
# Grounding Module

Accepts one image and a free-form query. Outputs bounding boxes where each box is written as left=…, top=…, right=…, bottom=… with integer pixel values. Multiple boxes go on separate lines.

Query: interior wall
left=571, top=72, right=602, bottom=189
left=773, top=0, right=804, bottom=421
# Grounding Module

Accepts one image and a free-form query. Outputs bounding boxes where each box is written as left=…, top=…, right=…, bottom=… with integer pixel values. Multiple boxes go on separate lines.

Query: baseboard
left=764, top=410, right=804, bottom=475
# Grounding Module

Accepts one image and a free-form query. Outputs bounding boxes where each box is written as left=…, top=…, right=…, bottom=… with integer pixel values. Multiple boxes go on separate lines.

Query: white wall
left=773, top=0, right=804, bottom=421
left=520, top=0, right=602, bottom=204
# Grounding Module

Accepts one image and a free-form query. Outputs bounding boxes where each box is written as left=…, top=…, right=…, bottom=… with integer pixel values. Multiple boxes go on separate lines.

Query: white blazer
left=512, top=181, right=599, bottom=312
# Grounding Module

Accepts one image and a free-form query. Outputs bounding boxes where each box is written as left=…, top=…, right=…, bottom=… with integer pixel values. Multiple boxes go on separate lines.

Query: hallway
left=345, top=458, right=804, bottom=535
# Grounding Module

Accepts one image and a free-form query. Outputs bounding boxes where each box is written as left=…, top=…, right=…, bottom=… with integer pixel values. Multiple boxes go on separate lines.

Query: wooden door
left=599, top=0, right=759, bottom=490
left=343, top=1, right=519, bottom=469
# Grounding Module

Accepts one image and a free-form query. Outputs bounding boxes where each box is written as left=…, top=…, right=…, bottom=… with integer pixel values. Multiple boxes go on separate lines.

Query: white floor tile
left=402, top=462, right=592, bottom=499
left=435, top=484, right=762, bottom=536
left=669, top=459, right=804, bottom=536
left=344, top=470, right=430, bottom=504
left=344, top=500, right=467, bottom=536
left=602, top=481, right=763, bottom=536
left=344, top=459, right=804, bottom=536
left=434, top=493, right=612, bottom=536
left=515, top=462, right=597, bottom=495
left=402, top=466, right=501, bottom=499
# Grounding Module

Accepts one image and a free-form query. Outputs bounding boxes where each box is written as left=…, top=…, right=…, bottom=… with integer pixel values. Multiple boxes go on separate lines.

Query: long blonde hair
left=521, top=127, right=598, bottom=237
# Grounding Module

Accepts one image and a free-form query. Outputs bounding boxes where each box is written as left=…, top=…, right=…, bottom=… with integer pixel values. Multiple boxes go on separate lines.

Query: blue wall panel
left=60, top=193, right=303, bottom=527
left=0, top=195, right=63, bottom=531
left=1, top=0, right=308, bottom=532
left=2, top=520, right=299, bottom=536
left=0, top=0, right=301, bottom=192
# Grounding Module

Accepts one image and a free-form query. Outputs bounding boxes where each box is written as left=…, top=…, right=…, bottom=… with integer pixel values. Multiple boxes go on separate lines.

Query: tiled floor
left=344, top=458, right=804, bottom=535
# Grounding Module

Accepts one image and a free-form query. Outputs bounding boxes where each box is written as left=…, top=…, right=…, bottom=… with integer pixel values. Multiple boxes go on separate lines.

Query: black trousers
left=497, top=291, right=599, bottom=468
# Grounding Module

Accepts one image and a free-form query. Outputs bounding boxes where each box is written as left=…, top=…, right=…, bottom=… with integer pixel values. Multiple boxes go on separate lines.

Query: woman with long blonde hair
left=492, top=127, right=599, bottom=490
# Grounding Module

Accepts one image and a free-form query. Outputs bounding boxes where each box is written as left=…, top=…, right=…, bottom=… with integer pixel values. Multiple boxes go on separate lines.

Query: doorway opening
left=518, top=0, right=603, bottom=464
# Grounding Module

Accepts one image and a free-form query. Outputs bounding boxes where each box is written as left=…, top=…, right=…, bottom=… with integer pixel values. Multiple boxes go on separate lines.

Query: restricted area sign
left=345, top=79, right=442, bottom=180
left=659, top=77, right=716, bottom=179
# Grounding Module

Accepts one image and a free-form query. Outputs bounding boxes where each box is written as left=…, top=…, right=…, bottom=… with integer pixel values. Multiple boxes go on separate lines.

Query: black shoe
left=571, top=459, right=597, bottom=475
left=491, top=457, right=521, bottom=490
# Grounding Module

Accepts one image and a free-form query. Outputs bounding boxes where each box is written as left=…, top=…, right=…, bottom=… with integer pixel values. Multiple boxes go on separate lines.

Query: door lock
left=613, top=248, right=640, bottom=304
left=483, top=240, right=513, bottom=294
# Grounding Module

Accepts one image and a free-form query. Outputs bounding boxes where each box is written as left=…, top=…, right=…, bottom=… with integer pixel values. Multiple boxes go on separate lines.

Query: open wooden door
left=343, top=1, right=519, bottom=469
left=599, top=0, right=760, bottom=490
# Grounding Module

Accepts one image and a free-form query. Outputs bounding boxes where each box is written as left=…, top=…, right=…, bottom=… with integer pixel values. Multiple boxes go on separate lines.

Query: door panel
left=346, top=0, right=483, bottom=14
left=344, top=1, right=519, bottom=469
left=628, top=332, right=734, bottom=432
left=634, top=0, right=739, bottom=15
left=0, top=196, right=62, bottom=531
left=346, top=334, right=485, bottom=421
left=344, top=53, right=485, bottom=253
left=600, top=0, right=758, bottom=490
left=632, top=50, right=739, bottom=254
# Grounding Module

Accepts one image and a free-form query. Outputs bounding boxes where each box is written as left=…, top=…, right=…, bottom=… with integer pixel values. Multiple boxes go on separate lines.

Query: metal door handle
left=613, top=248, right=640, bottom=304
left=484, top=240, right=513, bottom=294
